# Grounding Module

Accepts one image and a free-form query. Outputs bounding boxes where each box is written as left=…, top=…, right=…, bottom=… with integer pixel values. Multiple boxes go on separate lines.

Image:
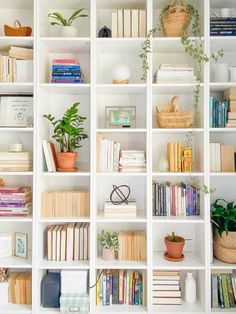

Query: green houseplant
left=98, top=230, right=119, bottom=260
left=48, top=9, right=88, bottom=37
left=164, top=232, right=185, bottom=261
left=43, top=102, right=88, bottom=171
left=211, top=199, right=236, bottom=263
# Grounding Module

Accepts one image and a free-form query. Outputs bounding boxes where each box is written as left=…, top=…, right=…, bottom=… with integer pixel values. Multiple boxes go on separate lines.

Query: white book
left=56, top=225, right=62, bottom=261
left=111, top=10, right=118, bottom=38
left=42, top=140, right=53, bottom=172
left=210, top=143, right=215, bottom=172
left=15, top=60, right=33, bottom=83
left=118, top=9, right=123, bottom=38
left=215, top=142, right=221, bottom=172
left=66, top=223, right=75, bottom=261
left=139, top=10, right=146, bottom=37
left=160, top=64, right=193, bottom=70
left=52, top=225, right=59, bottom=261
left=74, top=222, right=81, bottom=260
left=83, top=223, right=88, bottom=260
left=79, top=223, right=85, bottom=260
left=131, top=10, right=139, bottom=37
left=124, top=9, right=131, bottom=37
left=47, top=142, right=56, bottom=172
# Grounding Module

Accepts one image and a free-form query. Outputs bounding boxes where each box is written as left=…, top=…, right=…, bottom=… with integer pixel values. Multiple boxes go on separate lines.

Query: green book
left=221, top=275, right=230, bottom=308
left=218, top=275, right=224, bottom=308
left=226, top=275, right=236, bottom=307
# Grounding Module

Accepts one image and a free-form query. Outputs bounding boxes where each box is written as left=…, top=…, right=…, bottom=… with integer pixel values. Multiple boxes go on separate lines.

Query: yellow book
left=177, top=142, right=182, bottom=172
left=182, top=147, right=192, bottom=172
left=96, top=272, right=100, bottom=305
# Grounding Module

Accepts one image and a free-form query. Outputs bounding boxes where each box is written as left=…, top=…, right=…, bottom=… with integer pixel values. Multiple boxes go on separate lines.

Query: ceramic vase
left=61, top=26, right=77, bottom=37
left=158, top=156, right=169, bottom=172
left=185, top=272, right=196, bottom=303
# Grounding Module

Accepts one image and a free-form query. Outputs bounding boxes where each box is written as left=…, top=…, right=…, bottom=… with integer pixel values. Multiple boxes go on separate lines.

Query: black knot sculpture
left=110, top=184, right=130, bottom=205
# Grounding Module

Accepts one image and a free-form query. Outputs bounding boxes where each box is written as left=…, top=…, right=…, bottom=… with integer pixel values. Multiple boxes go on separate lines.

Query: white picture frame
left=14, top=232, right=28, bottom=259
left=0, top=233, right=13, bottom=258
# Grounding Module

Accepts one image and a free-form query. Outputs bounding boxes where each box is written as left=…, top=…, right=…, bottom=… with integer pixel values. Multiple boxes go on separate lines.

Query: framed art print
left=105, top=106, right=136, bottom=128
left=14, top=232, right=28, bottom=259
left=0, top=233, right=13, bottom=258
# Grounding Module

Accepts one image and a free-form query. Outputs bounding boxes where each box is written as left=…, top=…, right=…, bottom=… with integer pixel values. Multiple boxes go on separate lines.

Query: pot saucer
left=57, top=167, right=78, bottom=172
left=164, top=251, right=184, bottom=262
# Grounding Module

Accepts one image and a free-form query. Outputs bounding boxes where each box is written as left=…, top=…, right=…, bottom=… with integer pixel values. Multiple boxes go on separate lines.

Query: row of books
left=152, top=181, right=200, bottom=216
left=210, top=143, right=235, bottom=172
left=8, top=272, right=32, bottom=305
left=51, top=59, right=84, bottom=84
left=96, top=270, right=145, bottom=306
left=211, top=271, right=236, bottom=309
left=167, top=143, right=192, bottom=172
left=0, top=152, right=33, bottom=172
left=155, top=64, right=196, bottom=84
left=0, top=186, right=32, bottom=217
left=210, top=17, right=236, bottom=36
left=153, top=270, right=181, bottom=305
left=209, top=97, right=228, bottom=128
left=118, top=231, right=146, bottom=261
left=224, top=87, right=236, bottom=127
left=47, top=223, right=90, bottom=261
left=42, top=140, right=58, bottom=172
left=112, top=9, right=146, bottom=38
left=41, top=190, right=89, bottom=218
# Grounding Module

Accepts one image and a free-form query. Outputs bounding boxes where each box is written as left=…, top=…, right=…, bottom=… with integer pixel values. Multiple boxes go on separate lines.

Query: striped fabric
left=60, top=293, right=89, bottom=313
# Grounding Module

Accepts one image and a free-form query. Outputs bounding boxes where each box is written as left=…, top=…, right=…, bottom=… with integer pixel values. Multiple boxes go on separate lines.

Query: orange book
left=182, top=147, right=192, bottom=172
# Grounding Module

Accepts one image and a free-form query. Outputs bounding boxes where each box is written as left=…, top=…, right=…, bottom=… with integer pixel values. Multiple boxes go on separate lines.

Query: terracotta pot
left=56, top=152, right=77, bottom=169
left=164, top=235, right=185, bottom=259
left=102, top=248, right=115, bottom=260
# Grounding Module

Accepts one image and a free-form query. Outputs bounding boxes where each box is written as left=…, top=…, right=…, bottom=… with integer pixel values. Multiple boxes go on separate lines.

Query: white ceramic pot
left=61, top=26, right=77, bottom=37
left=185, top=272, right=196, bottom=304
left=158, top=156, right=169, bottom=172
left=211, top=63, right=229, bottom=82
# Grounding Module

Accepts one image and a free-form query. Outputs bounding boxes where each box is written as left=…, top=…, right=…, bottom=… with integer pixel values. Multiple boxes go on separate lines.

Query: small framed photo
left=105, top=106, right=136, bottom=128
left=0, top=233, right=13, bottom=258
left=14, top=232, right=28, bottom=259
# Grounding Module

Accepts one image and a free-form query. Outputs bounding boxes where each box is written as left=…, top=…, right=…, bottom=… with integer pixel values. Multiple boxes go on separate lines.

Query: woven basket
left=161, top=0, right=191, bottom=37
left=4, top=20, right=32, bottom=37
left=213, top=231, right=236, bottom=263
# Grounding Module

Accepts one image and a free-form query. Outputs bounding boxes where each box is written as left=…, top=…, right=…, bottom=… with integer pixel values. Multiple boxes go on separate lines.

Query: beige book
left=139, top=10, right=146, bottom=37
left=60, top=224, right=67, bottom=261
left=19, top=273, right=26, bottom=304
left=177, top=142, right=182, bottom=172
left=72, top=192, right=77, bottom=217
left=25, top=273, right=32, bottom=305
left=66, top=223, right=76, bottom=261
left=124, top=9, right=131, bottom=37
left=174, top=142, right=178, bottom=172
left=79, top=223, right=85, bottom=260
left=111, top=10, right=118, bottom=38
left=47, top=225, right=55, bottom=260
left=131, top=10, right=139, bottom=37
left=14, top=273, right=22, bottom=304
left=56, top=225, right=63, bottom=261
left=118, top=9, right=123, bottom=37
left=76, top=191, right=81, bottom=216
left=167, top=142, right=175, bottom=172
left=83, top=223, right=88, bottom=260
left=220, top=145, right=235, bottom=172
left=74, top=222, right=81, bottom=260
left=66, top=191, right=73, bottom=217
left=52, top=225, right=60, bottom=261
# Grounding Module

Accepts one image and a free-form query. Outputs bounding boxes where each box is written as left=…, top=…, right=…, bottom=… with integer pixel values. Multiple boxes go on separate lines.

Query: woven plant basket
left=4, top=20, right=32, bottom=37
left=213, top=231, right=236, bottom=263
left=161, top=0, right=191, bottom=37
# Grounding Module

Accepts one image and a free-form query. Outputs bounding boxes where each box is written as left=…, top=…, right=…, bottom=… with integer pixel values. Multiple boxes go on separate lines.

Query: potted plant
left=98, top=230, right=119, bottom=260
left=43, top=102, right=88, bottom=171
left=211, top=199, right=236, bottom=263
left=48, top=9, right=88, bottom=37
left=164, top=232, right=185, bottom=261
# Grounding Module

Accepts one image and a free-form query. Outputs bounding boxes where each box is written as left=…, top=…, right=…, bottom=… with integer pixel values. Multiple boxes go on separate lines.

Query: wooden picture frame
left=14, top=232, right=28, bottom=259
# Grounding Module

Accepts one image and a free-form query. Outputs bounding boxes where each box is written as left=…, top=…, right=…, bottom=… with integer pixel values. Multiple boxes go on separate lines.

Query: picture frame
left=14, top=232, right=28, bottom=259
left=105, top=106, right=136, bottom=128
left=0, top=233, right=13, bottom=258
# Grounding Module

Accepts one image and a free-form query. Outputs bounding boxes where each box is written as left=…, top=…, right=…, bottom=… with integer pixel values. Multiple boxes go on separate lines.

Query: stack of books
left=9, top=46, right=33, bottom=60
left=97, top=137, right=120, bottom=172
left=210, top=143, right=235, bottom=172
left=96, top=270, right=145, bottom=306
left=152, top=181, right=200, bottom=217
left=112, top=9, right=146, bottom=37
left=104, top=200, right=137, bottom=218
left=167, top=143, right=192, bottom=172
left=118, top=231, right=146, bottom=261
left=153, top=270, right=181, bottom=305
left=155, top=64, right=196, bottom=83
left=0, top=186, right=32, bottom=217
left=210, top=17, right=236, bottom=36
left=41, top=190, right=89, bottom=217
left=47, top=223, right=90, bottom=261
left=51, top=59, right=83, bottom=84
left=209, top=96, right=228, bottom=128
left=0, top=152, right=33, bottom=172
left=224, top=87, right=236, bottom=127
left=8, top=272, right=32, bottom=305
left=119, top=150, right=146, bottom=172
left=211, top=270, right=236, bottom=309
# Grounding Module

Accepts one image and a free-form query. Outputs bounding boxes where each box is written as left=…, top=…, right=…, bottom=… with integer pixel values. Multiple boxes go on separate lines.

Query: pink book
left=53, top=59, right=79, bottom=65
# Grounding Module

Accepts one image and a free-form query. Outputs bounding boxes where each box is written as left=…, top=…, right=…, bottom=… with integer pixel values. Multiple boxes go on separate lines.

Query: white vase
left=158, top=156, right=169, bottom=172
left=211, top=63, right=229, bottom=82
left=61, top=26, right=77, bottom=37
left=185, top=272, right=196, bottom=304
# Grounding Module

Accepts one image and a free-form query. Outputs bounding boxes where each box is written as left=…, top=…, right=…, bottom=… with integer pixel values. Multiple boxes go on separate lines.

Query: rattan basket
left=161, top=0, right=191, bottom=37
left=4, top=20, right=32, bottom=37
left=213, top=232, right=236, bottom=264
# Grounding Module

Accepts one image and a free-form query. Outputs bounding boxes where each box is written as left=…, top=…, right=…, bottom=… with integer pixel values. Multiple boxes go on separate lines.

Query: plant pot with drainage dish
left=164, top=232, right=185, bottom=262
left=43, top=102, right=88, bottom=172
left=98, top=230, right=119, bottom=261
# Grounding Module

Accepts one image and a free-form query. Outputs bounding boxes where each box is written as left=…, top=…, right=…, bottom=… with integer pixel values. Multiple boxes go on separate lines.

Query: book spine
left=221, top=274, right=230, bottom=308
left=211, top=274, right=219, bottom=308
left=218, top=275, right=225, bottom=308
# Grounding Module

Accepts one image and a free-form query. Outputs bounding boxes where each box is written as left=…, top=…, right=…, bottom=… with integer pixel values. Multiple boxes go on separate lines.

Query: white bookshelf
left=0, top=0, right=235, bottom=313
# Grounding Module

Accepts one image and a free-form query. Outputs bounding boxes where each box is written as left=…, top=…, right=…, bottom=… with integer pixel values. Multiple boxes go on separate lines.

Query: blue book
left=211, top=31, right=236, bottom=35
left=186, top=185, right=191, bottom=216
left=52, top=65, right=81, bottom=70
left=210, top=17, right=236, bottom=21
left=52, top=76, right=82, bottom=80
left=52, top=72, right=81, bottom=76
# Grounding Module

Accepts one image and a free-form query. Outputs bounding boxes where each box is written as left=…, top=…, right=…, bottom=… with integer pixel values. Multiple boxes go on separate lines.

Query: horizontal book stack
left=224, top=87, right=236, bottom=127
left=111, top=9, right=146, bottom=38
left=155, top=64, right=196, bottom=83
left=8, top=272, right=32, bottom=305
left=209, top=96, right=228, bottom=128
left=210, top=143, right=235, bottom=172
left=51, top=59, right=84, bottom=84
left=152, top=181, right=200, bottom=216
left=0, top=186, right=32, bottom=217
left=211, top=271, right=236, bottom=309
left=41, top=190, right=89, bottom=217
left=9, top=46, right=33, bottom=60
left=119, top=150, right=146, bottom=172
left=118, top=231, right=146, bottom=261
left=0, top=152, right=33, bottom=172
left=153, top=270, right=181, bottom=305
left=104, top=200, right=137, bottom=218
left=96, top=270, right=145, bottom=306
left=47, top=223, right=90, bottom=261
left=167, top=143, right=192, bottom=172
left=210, top=17, right=236, bottom=36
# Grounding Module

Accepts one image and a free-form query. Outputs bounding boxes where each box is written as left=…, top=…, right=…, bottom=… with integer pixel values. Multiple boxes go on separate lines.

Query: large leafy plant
left=211, top=199, right=236, bottom=236
left=48, top=9, right=88, bottom=27
left=43, top=102, right=88, bottom=152
left=98, top=230, right=119, bottom=252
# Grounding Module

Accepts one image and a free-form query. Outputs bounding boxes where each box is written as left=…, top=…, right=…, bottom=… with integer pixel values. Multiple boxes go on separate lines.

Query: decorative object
left=110, top=184, right=130, bottom=205
left=184, top=272, right=196, bottom=303
left=98, top=230, right=119, bottom=260
left=211, top=199, right=236, bottom=263
left=4, top=20, right=32, bottom=36
left=98, top=26, right=111, bottom=37
left=9, top=142, right=23, bottom=152
left=60, top=293, right=89, bottom=314
left=0, top=233, right=13, bottom=258
left=158, top=155, right=169, bottom=172
left=105, top=106, right=136, bottom=128
left=229, top=66, right=236, bottom=82
left=164, top=232, right=185, bottom=261
left=112, top=64, right=130, bottom=84
left=156, top=96, right=193, bottom=128
left=41, top=272, right=60, bottom=308
left=211, top=63, right=229, bottom=82
left=43, top=102, right=88, bottom=172
left=48, top=9, right=88, bottom=37
left=14, top=232, right=28, bottom=259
